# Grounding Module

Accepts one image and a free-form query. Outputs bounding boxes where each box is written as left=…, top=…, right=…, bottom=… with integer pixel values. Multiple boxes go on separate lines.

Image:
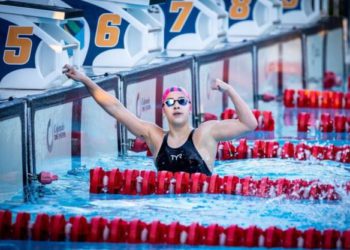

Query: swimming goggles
left=163, top=97, right=190, bottom=107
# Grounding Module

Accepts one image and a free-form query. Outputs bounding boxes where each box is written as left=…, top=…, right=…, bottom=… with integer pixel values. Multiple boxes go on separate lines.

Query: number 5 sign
left=223, top=0, right=280, bottom=42
left=0, top=12, right=79, bottom=90
left=3, top=26, right=34, bottom=65
left=0, top=19, right=39, bottom=89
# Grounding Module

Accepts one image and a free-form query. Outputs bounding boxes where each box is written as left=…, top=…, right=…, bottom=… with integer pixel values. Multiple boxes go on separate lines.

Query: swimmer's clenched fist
left=211, top=78, right=231, bottom=93
left=62, top=64, right=85, bottom=82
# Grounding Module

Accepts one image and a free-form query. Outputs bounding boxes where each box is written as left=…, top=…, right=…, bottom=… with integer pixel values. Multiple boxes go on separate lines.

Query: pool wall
left=0, top=99, right=27, bottom=201
left=26, top=75, right=121, bottom=174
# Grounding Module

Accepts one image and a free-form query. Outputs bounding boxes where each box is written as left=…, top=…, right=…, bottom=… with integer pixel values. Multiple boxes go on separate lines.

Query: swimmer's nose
left=173, top=104, right=180, bottom=109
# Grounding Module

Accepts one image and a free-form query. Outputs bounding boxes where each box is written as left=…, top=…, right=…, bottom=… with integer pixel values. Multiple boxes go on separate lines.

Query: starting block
left=159, top=0, right=228, bottom=53
left=59, top=0, right=163, bottom=68
left=223, top=0, right=281, bottom=42
left=0, top=0, right=82, bottom=90
left=106, top=0, right=166, bottom=8
left=280, top=0, right=322, bottom=26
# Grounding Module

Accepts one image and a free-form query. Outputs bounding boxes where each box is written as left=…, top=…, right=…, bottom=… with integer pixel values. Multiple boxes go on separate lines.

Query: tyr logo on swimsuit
left=170, top=153, right=183, bottom=161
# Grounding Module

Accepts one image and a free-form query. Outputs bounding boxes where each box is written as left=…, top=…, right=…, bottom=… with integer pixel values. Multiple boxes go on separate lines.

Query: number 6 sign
left=59, top=0, right=163, bottom=67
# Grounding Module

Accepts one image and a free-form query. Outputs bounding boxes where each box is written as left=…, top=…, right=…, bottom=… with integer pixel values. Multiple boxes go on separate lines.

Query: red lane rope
left=130, top=138, right=350, bottom=163
left=201, top=109, right=275, bottom=131
left=284, top=89, right=350, bottom=109
left=221, top=107, right=349, bottom=133
left=296, top=111, right=350, bottom=133
left=1, top=210, right=349, bottom=248
left=216, top=139, right=350, bottom=163
left=89, top=167, right=350, bottom=201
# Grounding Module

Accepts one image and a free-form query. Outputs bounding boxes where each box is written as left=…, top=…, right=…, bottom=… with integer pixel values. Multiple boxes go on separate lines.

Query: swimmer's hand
left=211, top=79, right=231, bottom=93
left=62, top=64, right=87, bottom=82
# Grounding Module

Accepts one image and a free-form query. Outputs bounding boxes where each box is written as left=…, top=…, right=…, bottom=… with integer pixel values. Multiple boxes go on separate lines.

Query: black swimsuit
left=155, top=130, right=212, bottom=176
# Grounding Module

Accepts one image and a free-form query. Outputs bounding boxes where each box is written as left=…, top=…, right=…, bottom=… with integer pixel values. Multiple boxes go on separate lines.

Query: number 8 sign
left=223, top=0, right=279, bottom=42
left=229, top=0, right=253, bottom=21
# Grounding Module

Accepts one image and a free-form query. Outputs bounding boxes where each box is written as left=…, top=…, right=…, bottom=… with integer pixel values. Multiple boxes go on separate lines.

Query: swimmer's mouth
left=173, top=112, right=183, bottom=116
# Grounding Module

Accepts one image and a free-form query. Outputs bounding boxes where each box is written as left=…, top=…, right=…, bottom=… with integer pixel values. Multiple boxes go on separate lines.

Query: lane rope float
left=1, top=210, right=349, bottom=248
left=89, top=167, right=350, bottom=201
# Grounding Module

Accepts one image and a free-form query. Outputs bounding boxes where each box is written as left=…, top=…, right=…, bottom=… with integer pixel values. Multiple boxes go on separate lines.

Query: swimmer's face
left=162, top=91, right=192, bottom=126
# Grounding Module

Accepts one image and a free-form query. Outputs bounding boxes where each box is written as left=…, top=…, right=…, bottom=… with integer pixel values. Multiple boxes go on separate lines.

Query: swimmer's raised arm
left=201, top=79, right=258, bottom=142
left=63, top=65, right=162, bottom=144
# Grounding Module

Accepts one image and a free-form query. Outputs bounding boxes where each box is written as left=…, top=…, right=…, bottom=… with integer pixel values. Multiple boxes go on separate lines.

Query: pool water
left=1, top=155, right=350, bottom=249
left=1, top=155, right=350, bottom=227
left=1, top=103, right=350, bottom=249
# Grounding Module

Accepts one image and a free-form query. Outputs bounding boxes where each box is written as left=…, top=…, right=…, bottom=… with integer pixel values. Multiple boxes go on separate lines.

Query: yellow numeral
left=282, top=0, right=299, bottom=9
left=95, top=13, right=121, bottom=47
left=4, top=26, right=33, bottom=65
left=229, top=0, right=252, bottom=20
left=170, top=1, right=193, bottom=33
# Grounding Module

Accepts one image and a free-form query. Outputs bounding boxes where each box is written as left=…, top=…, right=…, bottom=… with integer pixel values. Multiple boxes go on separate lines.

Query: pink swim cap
left=162, top=86, right=191, bottom=103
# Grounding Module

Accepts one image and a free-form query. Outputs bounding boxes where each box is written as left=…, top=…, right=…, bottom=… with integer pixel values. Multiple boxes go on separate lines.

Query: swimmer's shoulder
left=194, top=120, right=218, bottom=142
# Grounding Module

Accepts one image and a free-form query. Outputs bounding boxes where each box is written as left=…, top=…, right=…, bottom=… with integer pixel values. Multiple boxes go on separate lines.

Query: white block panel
left=199, top=60, right=225, bottom=116
left=0, top=117, right=23, bottom=202
left=228, top=52, right=254, bottom=108
left=81, top=92, right=119, bottom=164
left=34, top=103, right=72, bottom=172
left=126, top=79, right=157, bottom=138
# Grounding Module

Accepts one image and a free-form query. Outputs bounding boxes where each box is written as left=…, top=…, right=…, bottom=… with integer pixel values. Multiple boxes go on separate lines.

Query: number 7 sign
left=160, top=0, right=227, bottom=51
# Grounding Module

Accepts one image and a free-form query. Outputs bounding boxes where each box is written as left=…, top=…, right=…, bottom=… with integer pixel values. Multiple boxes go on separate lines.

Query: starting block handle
left=62, top=44, right=79, bottom=50
left=0, top=1, right=83, bottom=20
